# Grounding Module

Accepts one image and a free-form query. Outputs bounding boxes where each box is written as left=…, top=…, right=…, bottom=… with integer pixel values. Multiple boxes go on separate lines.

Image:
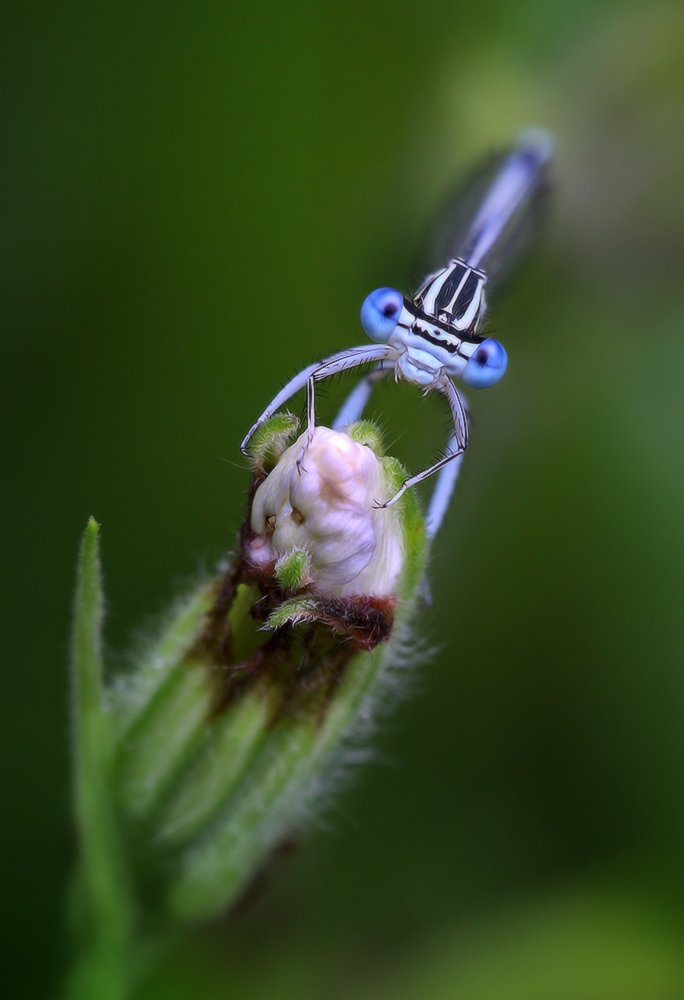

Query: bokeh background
left=4, top=1, right=684, bottom=997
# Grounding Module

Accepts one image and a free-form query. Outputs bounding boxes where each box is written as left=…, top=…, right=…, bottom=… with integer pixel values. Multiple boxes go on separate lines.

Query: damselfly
left=242, top=130, right=552, bottom=529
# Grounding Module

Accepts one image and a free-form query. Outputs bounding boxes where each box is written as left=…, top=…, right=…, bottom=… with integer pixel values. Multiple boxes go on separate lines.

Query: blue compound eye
left=461, top=338, right=508, bottom=389
left=360, top=287, right=403, bottom=343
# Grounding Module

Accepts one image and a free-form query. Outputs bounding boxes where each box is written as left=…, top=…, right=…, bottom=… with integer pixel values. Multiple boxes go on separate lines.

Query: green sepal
left=274, top=548, right=312, bottom=591
left=264, top=596, right=319, bottom=630
left=245, top=412, right=300, bottom=471
left=346, top=419, right=385, bottom=455
left=380, top=455, right=426, bottom=597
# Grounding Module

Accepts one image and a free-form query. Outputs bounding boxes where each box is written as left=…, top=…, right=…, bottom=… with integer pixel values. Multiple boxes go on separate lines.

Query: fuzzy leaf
left=67, top=519, right=133, bottom=1000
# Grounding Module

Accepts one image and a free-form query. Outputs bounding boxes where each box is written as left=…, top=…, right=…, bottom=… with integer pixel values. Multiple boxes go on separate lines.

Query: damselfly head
left=360, top=287, right=404, bottom=343
left=461, top=337, right=507, bottom=388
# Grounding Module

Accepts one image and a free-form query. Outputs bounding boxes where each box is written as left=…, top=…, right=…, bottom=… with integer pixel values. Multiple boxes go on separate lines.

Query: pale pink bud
left=248, top=427, right=404, bottom=598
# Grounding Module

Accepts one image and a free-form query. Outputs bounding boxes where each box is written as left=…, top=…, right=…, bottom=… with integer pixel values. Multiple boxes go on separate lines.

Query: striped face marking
left=413, top=259, right=487, bottom=338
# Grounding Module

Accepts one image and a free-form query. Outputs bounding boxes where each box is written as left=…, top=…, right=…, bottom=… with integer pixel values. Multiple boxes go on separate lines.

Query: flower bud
left=248, top=427, right=404, bottom=598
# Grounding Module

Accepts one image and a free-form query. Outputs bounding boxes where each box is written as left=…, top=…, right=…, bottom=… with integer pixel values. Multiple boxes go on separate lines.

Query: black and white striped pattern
left=410, top=257, right=487, bottom=352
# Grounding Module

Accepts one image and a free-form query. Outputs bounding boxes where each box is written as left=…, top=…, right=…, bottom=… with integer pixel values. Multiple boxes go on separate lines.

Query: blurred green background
left=4, top=0, right=684, bottom=997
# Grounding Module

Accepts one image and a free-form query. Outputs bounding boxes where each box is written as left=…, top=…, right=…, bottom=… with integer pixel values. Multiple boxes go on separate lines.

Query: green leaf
left=66, top=518, right=134, bottom=1000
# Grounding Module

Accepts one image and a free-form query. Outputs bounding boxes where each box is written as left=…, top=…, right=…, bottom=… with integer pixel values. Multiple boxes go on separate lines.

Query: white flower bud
left=248, top=427, right=404, bottom=598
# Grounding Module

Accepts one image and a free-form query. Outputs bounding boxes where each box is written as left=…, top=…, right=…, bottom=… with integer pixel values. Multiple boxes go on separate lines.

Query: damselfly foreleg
left=374, top=377, right=468, bottom=509
left=241, top=345, right=392, bottom=456
left=295, top=345, right=395, bottom=472
left=303, top=347, right=394, bottom=435
left=425, top=433, right=464, bottom=540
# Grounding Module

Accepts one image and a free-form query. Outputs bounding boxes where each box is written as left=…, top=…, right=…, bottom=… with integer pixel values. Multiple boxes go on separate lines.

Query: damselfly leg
left=333, top=368, right=469, bottom=529
left=240, top=345, right=392, bottom=457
